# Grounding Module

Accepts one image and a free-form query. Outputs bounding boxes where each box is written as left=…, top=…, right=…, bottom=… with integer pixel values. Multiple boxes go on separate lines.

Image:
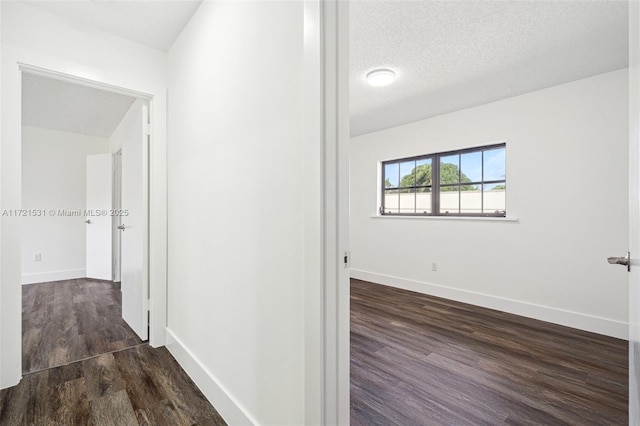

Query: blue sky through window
left=385, top=146, right=505, bottom=189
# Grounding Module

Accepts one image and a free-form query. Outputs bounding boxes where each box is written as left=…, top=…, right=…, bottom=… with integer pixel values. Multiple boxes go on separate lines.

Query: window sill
left=370, top=215, right=519, bottom=222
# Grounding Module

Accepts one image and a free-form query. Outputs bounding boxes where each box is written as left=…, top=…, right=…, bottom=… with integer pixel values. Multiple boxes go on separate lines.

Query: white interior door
left=630, top=2, right=640, bottom=422
left=112, top=151, right=122, bottom=282
left=86, top=154, right=112, bottom=280
left=120, top=99, right=149, bottom=341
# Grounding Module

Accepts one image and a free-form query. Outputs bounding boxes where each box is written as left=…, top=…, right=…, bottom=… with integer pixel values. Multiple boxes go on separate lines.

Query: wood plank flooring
left=350, top=279, right=628, bottom=425
left=0, top=344, right=227, bottom=425
left=22, top=279, right=144, bottom=374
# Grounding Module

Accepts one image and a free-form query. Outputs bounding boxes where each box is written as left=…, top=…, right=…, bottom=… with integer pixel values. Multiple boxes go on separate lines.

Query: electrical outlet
left=431, top=262, right=438, bottom=272
left=34, top=253, right=41, bottom=262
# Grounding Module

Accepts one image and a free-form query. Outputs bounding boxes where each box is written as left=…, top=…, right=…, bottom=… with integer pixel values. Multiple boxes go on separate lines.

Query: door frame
left=0, top=46, right=167, bottom=388
left=629, top=0, right=640, bottom=422
left=329, top=0, right=352, bottom=422
left=301, top=0, right=350, bottom=423
left=311, top=0, right=351, bottom=423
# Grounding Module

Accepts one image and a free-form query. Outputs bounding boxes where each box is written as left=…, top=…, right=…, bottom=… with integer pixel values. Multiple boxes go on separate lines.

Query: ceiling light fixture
left=366, top=68, right=396, bottom=87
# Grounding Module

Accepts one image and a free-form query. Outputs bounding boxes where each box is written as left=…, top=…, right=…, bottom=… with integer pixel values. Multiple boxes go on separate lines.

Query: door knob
left=117, top=224, right=126, bottom=231
left=607, top=251, right=630, bottom=272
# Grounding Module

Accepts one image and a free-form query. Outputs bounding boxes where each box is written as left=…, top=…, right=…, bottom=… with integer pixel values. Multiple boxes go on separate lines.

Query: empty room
left=2, top=0, right=640, bottom=425
left=349, top=1, right=631, bottom=424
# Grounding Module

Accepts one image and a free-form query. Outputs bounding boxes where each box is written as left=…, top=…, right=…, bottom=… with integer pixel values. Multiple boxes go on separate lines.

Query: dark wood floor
left=350, top=279, right=628, bottom=425
left=0, top=344, right=227, bottom=425
left=23, top=279, right=144, bottom=373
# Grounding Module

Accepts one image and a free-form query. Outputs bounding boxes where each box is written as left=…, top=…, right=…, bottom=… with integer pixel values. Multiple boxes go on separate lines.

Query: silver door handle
left=85, top=220, right=91, bottom=224
left=607, top=251, right=630, bottom=272
left=117, top=224, right=126, bottom=231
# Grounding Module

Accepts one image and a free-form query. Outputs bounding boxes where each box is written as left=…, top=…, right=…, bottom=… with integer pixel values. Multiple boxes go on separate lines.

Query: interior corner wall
left=21, top=126, right=109, bottom=284
left=350, top=68, right=630, bottom=339
left=109, top=99, right=144, bottom=154
left=166, top=1, right=306, bottom=424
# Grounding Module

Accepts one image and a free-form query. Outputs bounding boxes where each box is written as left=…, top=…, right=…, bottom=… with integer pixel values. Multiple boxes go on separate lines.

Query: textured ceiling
left=350, top=1, right=629, bottom=136
left=21, top=0, right=202, bottom=51
left=22, top=73, right=137, bottom=137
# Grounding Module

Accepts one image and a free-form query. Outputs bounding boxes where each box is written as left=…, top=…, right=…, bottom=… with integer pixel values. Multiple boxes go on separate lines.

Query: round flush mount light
left=366, top=68, right=397, bottom=87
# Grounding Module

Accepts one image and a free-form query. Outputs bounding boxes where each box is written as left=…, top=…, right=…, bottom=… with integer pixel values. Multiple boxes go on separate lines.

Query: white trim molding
left=319, top=0, right=351, bottom=424
left=21, top=269, right=86, bottom=285
left=351, top=269, right=628, bottom=340
left=165, top=328, right=256, bottom=426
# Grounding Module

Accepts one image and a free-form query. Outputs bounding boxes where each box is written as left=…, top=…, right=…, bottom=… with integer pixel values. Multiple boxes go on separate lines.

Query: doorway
left=19, top=71, right=151, bottom=374
left=0, top=30, right=160, bottom=392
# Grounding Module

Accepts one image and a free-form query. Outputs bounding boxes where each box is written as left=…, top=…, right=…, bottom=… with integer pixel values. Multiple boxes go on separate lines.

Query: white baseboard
left=21, top=268, right=85, bottom=285
left=165, top=328, right=256, bottom=425
left=350, top=269, right=628, bottom=340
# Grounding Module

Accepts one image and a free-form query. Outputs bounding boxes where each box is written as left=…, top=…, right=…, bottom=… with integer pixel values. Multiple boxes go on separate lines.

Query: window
left=381, top=143, right=506, bottom=217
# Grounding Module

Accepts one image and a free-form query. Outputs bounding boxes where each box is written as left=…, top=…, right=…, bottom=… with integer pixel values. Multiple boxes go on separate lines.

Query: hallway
left=0, top=344, right=225, bottom=425
left=1, top=278, right=225, bottom=424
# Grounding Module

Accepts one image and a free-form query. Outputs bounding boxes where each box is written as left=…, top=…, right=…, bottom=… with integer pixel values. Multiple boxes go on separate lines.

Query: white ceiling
left=350, top=1, right=629, bottom=136
left=21, top=0, right=202, bottom=51
left=16, top=0, right=629, bottom=138
left=22, top=73, right=137, bottom=138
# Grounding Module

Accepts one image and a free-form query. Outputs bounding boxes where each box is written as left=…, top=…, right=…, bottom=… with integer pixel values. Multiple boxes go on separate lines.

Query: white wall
left=1, top=2, right=167, bottom=388
left=350, top=69, right=630, bottom=339
left=1, top=2, right=166, bottom=87
left=109, top=100, right=143, bottom=154
left=21, top=126, right=108, bottom=284
left=166, top=2, right=308, bottom=424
